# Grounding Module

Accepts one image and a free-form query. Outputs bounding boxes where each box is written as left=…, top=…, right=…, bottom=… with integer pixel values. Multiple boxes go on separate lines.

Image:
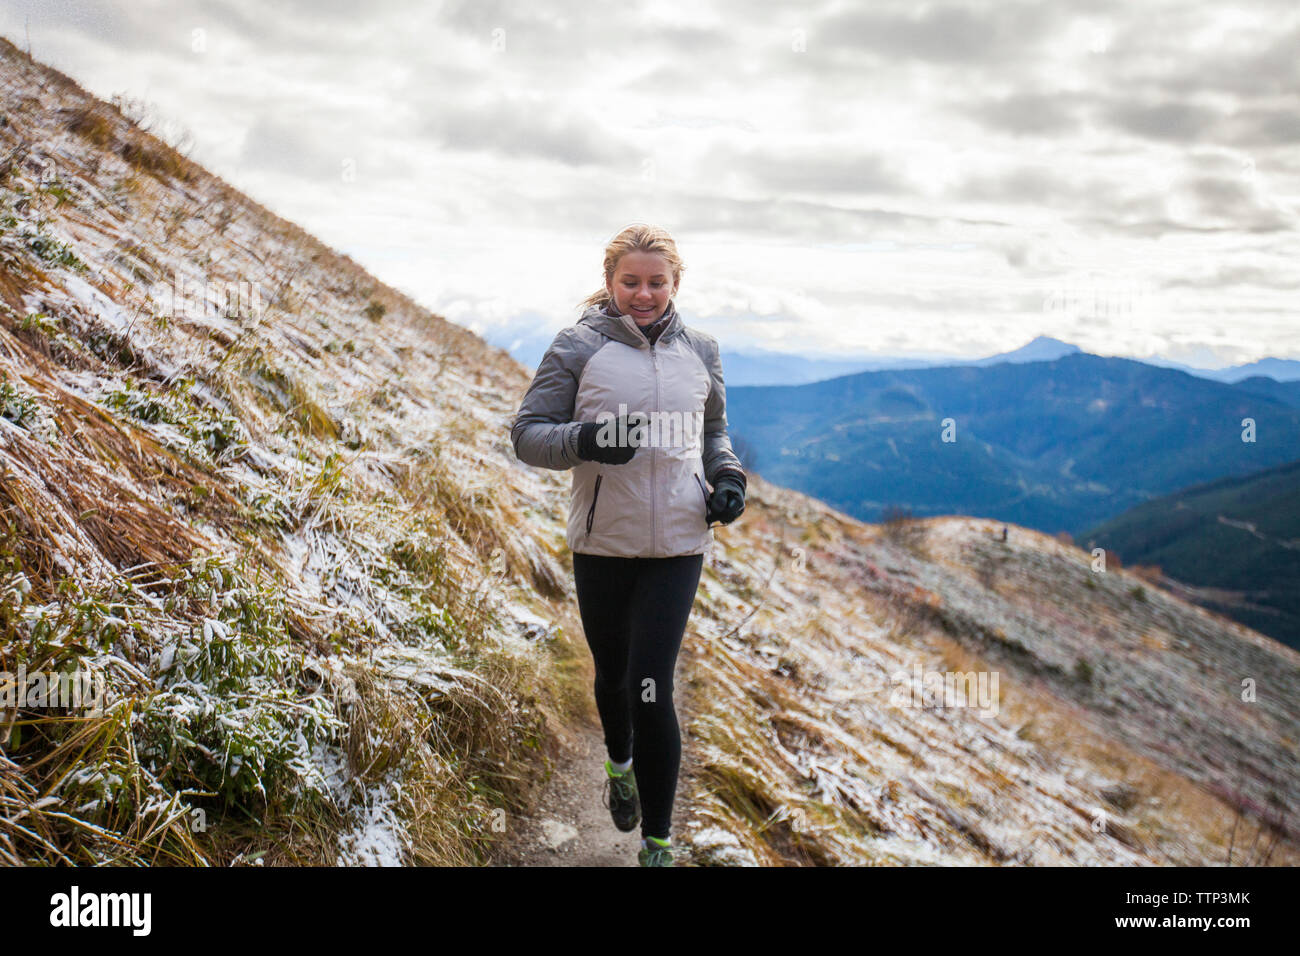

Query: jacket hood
left=578, top=297, right=683, bottom=349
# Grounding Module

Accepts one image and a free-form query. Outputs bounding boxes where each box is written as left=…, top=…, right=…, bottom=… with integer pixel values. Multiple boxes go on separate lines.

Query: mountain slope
left=727, top=353, right=1300, bottom=536
left=674, top=501, right=1300, bottom=864
left=1079, top=458, right=1300, bottom=651
left=1, top=36, right=577, bottom=865
left=1231, top=374, right=1300, bottom=409
left=2, top=36, right=1296, bottom=868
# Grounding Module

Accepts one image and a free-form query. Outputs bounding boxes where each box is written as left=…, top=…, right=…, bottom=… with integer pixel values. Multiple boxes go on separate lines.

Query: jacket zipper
left=650, top=340, right=659, bottom=554
left=585, top=472, right=603, bottom=538
left=695, top=472, right=710, bottom=525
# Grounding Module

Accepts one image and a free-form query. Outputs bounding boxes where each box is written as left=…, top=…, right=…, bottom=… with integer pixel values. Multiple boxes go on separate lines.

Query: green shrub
left=136, top=555, right=348, bottom=812
left=102, top=376, right=247, bottom=464
left=0, top=378, right=40, bottom=429
left=23, top=220, right=83, bottom=270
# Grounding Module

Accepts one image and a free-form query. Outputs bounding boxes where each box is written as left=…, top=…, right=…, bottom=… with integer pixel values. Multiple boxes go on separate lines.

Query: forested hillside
left=728, top=354, right=1300, bottom=536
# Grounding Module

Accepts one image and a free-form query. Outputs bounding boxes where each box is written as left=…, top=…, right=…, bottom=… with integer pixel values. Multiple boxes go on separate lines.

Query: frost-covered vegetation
left=0, top=38, right=568, bottom=865
left=676, top=498, right=1298, bottom=865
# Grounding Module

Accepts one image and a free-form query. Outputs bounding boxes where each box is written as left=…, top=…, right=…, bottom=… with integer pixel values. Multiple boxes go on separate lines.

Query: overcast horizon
left=4, top=0, right=1298, bottom=368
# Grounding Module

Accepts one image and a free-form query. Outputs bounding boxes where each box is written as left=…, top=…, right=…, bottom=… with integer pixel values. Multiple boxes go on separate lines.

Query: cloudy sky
left=4, top=0, right=1299, bottom=367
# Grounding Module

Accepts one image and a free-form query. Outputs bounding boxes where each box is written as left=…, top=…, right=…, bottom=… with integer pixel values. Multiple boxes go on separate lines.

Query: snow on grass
left=336, top=776, right=410, bottom=867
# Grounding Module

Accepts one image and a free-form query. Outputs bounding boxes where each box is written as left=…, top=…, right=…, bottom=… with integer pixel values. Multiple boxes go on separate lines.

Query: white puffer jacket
left=510, top=298, right=746, bottom=557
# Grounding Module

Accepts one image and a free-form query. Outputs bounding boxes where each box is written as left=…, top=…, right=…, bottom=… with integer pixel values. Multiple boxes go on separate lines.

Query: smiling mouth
left=632, top=306, right=654, bottom=314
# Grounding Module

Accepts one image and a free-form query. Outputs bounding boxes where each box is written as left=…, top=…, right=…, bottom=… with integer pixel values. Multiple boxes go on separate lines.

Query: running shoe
left=638, top=835, right=674, bottom=867
left=602, top=759, right=641, bottom=832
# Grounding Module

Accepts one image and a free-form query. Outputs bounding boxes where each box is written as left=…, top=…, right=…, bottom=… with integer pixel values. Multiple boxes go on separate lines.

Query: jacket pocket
left=585, top=472, right=604, bottom=538
left=694, top=472, right=710, bottom=526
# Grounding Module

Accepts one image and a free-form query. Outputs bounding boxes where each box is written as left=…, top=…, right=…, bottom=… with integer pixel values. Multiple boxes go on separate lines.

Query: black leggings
left=572, top=551, right=705, bottom=841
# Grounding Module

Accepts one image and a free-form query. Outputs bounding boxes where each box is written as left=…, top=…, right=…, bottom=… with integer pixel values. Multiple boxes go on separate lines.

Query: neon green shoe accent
left=638, top=837, right=674, bottom=867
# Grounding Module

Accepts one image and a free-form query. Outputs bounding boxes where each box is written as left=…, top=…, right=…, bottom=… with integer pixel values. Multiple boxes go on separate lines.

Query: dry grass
left=61, top=101, right=197, bottom=185
left=956, top=630, right=1300, bottom=866
left=686, top=621, right=888, bottom=866
left=393, top=443, right=568, bottom=602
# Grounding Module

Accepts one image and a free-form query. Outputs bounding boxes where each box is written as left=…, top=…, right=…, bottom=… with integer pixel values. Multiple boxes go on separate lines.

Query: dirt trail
left=485, top=631, right=708, bottom=868
left=485, top=714, right=642, bottom=867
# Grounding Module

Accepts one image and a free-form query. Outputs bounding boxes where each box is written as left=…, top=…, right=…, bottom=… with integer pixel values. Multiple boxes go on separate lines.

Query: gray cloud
left=814, top=1, right=1065, bottom=65
left=1105, top=99, right=1300, bottom=149
left=1104, top=99, right=1223, bottom=143
left=1185, top=174, right=1292, bottom=230
left=5, top=0, right=166, bottom=52
left=419, top=96, right=626, bottom=166
left=237, top=113, right=352, bottom=181
left=1149, top=24, right=1300, bottom=98
left=703, top=143, right=907, bottom=196
left=670, top=190, right=1010, bottom=244
left=955, top=167, right=1087, bottom=206
left=963, top=91, right=1085, bottom=136
left=434, top=0, right=561, bottom=35
left=1218, top=107, right=1300, bottom=149
left=11, top=0, right=1298, bottom=361
left=1164, top=263, right=1300, bottom=289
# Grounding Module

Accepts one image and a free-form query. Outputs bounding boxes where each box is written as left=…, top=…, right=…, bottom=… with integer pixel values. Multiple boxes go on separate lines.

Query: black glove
left=576, top=413, right=647, bottom=465
left=706, top=473, right=745, bottom=525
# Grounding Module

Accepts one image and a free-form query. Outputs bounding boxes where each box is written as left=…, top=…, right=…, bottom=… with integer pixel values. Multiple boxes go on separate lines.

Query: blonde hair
left=578, top=222, right=685, bottom=312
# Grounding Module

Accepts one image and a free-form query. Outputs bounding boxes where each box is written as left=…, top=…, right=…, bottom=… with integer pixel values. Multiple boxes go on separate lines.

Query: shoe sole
left=611, top=793, right=640, bottom=831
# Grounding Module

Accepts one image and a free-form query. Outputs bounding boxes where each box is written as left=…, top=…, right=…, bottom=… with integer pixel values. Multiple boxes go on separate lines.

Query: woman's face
left=607, top=251, right=675, bottom=325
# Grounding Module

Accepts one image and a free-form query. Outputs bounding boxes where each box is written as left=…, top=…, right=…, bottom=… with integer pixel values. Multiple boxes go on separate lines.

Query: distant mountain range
left=722, top=335, right=1300, bottom=390
left=728, top=335, right=1081, bottom=382
left=722, top=336, right=1300, bottom=386
left=722, top=335, right=1084, bottom=385
left=725, top=351, right=1300, bottom=539
left=1145, top=354, right=1300, bottom=384
left=490, top=323, right=1300, bottom=387
left=1079, top=458, right=1300, bottom=651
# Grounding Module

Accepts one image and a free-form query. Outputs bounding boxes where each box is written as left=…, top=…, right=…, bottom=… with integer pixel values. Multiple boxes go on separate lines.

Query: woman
left=510, top=223, right=747, bottom=866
